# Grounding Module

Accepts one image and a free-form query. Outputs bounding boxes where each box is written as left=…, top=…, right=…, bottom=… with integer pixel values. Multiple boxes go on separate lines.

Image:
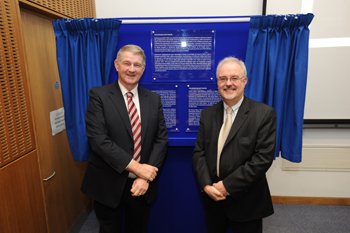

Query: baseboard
left=272, top=196, right=350, bottom=206
left=68, top=199, right=93, bottom=233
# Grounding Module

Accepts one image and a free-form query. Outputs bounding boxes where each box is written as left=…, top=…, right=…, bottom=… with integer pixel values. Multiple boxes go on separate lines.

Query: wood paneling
left=0, top=150, right=47, bottom=233
left=19, top=0, right=96, bottom=18
left=0, top=0, right=94, bottom=232
left=20, top=9, right=90, bottom=233
left=0, top=0, right=36, bottom=168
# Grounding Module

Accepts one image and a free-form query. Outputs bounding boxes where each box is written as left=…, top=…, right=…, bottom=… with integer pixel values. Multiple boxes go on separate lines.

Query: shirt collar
left=118, top=80, right=138, bottom=97
left=223, top=96, right=244, bottom=113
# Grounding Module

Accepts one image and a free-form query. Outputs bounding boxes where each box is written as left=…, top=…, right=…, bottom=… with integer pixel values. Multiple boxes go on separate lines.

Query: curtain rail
left=120, top=17, right=250, bottom=24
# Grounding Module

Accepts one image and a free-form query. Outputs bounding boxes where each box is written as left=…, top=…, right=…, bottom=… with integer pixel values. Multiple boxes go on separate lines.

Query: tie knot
left=226, top=107, right=233, bottom=115
left=127, top=92, right=133, bottom=99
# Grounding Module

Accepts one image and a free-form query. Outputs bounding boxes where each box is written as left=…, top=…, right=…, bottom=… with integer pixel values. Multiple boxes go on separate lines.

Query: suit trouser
left=94, top=178, right=150, bottom=233
left=203, top=193, right=262, bottom=233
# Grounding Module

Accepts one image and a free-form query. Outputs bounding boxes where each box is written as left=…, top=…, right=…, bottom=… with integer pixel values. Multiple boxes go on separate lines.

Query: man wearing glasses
left=192, top=56, right=277, bottom=233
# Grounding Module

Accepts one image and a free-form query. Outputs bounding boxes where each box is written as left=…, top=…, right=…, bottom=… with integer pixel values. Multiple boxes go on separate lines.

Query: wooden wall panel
left=20, top=9, right=90, bottom=233
left=0, top=150, right=47, bottom=233
left=23, top=0, right=96, bottom=18
left=0, top=0, right=36, bottom=168
left=0, top=0, right=95, bottom=232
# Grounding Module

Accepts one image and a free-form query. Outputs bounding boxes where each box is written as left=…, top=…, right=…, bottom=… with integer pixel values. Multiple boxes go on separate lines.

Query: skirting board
left=272, top=196, right=350, bottom=206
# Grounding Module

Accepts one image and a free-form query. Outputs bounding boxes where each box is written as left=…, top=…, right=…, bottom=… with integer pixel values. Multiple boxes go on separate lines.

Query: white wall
left=95, top=0, right=350, bottom=198
left=268, top=130, right=350, bottom=198
left=95, top=0, right=262, bottom=18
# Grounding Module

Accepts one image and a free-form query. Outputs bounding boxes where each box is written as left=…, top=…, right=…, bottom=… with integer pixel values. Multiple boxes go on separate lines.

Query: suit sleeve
left=192, top=109, right=213, bottom=190
left=85, top=87, right=132, bottom=174
left=146, top=94, right=168, bottom=169
left=223, top=107, right=277, bottom=199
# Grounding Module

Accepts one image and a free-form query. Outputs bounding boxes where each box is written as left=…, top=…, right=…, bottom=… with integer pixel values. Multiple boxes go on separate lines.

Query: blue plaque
left=151, top=29, right=215, bottom=82
left=141, top=84, right=179, bottom=132
left=186, top=84, right=221, bottom=132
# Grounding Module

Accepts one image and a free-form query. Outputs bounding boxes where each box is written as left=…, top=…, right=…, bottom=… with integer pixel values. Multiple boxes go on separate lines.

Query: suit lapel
left=212, top=101, right=224, bottom=143
left=225, top=97, right=249, bottom=146
left=108, top=82, right=133, bottom=138
left=138, top=86, right=149, bottom=148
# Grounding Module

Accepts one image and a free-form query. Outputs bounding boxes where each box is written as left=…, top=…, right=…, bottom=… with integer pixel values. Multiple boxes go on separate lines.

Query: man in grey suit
left=192, top=57, right=277, bottom=233
left=81, top=44, right=168, bottom=233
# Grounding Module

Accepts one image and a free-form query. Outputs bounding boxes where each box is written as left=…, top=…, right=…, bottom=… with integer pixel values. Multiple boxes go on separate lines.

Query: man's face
left=217, top=61, right=247, bottom=106
left=115, top=51, right=145, bottom=90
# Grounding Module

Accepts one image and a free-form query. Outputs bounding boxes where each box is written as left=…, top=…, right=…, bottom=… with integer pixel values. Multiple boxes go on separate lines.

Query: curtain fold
left=53, top=18, right=121, bottom=162
left=245, top=14, right=314, bottom=162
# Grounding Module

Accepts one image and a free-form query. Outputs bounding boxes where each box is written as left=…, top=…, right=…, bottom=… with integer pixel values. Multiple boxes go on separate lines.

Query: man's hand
left=213, top=181, right=228, bottom=197
left=126, top=160, right=158, bottom=182
left=131, top=178, right=149, bottom=197
left=203, top=184, right=226, bottom=202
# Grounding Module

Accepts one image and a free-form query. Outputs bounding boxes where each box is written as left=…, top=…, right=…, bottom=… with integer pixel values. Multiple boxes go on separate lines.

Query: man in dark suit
left=192, top=57, right=277, bottom=233
left=81, top=44, right=168, bottom=233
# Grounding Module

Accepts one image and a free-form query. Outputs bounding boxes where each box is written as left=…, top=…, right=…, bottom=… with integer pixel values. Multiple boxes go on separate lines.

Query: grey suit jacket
left=192, top=96, right=276, bottom=222
left=81, top=81, right=168, bottom=208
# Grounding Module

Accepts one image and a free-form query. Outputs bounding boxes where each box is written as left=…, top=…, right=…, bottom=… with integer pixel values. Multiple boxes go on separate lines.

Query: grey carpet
left=78, top=204, right=350, bottom=233
left=264, top=204, right=350, bottom=233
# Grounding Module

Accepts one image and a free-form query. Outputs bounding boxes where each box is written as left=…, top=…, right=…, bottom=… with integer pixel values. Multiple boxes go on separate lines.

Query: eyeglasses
left=218, top=76, right=245, bottom=83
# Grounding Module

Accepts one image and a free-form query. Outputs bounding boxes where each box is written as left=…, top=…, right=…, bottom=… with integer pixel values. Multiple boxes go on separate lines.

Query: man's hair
left=116, top=44, right=146, bottom=66
left=216, top=56, right=247, bottom=78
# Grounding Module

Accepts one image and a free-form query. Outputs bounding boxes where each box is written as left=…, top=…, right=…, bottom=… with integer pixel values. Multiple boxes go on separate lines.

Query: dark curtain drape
left=245, top=14, right=314, bottom=162
left=53, top=18, right=121, bottom=162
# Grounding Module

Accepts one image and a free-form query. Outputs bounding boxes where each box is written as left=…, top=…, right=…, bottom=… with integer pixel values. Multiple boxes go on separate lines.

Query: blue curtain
left=245, top=14, right=314, bottom=162
left=53, top=18, right=121, bottom=162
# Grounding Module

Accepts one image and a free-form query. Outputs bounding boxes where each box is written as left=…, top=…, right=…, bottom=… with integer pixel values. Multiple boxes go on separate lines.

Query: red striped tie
left=127, top=92, right=141, bottom=162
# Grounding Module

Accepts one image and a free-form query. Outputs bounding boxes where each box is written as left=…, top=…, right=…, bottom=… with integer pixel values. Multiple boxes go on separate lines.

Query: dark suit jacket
left=81, top=81, right=168, bottom=208
left=192, top=96, right=276, bottom=222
